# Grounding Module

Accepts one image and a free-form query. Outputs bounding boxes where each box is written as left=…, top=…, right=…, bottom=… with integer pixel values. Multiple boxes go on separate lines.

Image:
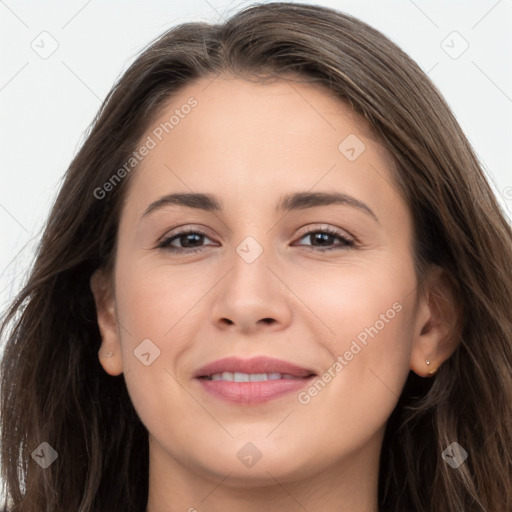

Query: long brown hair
left=1, top=2, right=511, bottom=511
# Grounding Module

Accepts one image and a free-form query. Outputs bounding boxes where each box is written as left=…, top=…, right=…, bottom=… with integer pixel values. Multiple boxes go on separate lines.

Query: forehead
left=149, top=73, right=378, bottom=154
left=122, top=74, right=402, bottom=223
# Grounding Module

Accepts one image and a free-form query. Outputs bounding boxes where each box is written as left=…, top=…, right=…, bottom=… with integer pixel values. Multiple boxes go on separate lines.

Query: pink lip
left=194, top=356, right=316, bottom=405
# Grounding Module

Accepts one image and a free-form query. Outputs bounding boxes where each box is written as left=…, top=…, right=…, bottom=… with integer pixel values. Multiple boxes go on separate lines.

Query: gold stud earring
left=426, top=359, right=438, bottom=375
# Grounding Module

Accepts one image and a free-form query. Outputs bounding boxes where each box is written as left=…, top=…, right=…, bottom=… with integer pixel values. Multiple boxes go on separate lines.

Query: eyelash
left=156, top=225, right=356, bottom=254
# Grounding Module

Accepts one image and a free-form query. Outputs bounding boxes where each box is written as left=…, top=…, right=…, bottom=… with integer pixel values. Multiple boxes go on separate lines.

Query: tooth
left=249, top=373, right=268, bottom=381
left=206, top=372, right=298, bottom=382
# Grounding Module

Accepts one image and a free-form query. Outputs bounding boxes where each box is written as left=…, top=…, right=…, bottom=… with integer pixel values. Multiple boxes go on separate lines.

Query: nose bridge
left=226, top=197, right=276, bottom=272
left=225, top=196, right=291, bottom=288
left=227, top=230, right=275, bottom=297
left=235, top=232, right=267, bottom=266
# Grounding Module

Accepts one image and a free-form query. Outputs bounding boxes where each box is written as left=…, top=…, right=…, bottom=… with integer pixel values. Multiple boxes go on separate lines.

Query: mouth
left=198, top=371, right=314, bottom=382
left=194, top=356, right=317, bottom=405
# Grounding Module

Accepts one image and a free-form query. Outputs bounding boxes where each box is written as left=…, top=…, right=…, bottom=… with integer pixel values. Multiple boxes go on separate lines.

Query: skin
left=90, top=74, right=460, bottom=512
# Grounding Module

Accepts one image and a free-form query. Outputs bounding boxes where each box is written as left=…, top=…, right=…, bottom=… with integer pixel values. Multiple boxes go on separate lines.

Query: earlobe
left=410, top=266, right=462, bottom=378
left=98, top=348, right=123, bottom=376
left=90, top=269, right=124, bottom=376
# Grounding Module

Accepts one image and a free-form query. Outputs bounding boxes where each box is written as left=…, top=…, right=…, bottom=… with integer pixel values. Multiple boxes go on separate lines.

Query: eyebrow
left=142, top=191, right=379, bottom=222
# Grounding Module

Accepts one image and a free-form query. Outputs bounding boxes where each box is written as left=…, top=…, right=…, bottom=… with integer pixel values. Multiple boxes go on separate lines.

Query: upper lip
left=194, top=356, right=317, bottom=378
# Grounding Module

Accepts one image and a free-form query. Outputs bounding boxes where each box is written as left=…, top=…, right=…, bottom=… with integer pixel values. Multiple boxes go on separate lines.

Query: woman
left=1, top=2, right=511, bottom=511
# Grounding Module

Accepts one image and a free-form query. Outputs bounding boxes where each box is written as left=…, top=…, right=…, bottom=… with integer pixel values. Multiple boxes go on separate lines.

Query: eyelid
left=156, top=224, right=216, bottom=245
left=298, top=223, right=354, bottom=241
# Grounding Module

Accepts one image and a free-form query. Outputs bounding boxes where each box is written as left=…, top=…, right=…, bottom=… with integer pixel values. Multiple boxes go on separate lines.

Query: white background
left=1, top=0, right=511, bottom=317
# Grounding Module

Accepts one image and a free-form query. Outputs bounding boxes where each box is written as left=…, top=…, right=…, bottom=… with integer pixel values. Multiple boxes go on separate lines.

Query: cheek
left=291, top=257, right=416, bottom=353
left=113, top=263, right=200, bottom=436
left=291, top=261, right=416, bottom=425
left=115, top=258, right=206, bottom=338
left=328, top=275, right=413, bottom=364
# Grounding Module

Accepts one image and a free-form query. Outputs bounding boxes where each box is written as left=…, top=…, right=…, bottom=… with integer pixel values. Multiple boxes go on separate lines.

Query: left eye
left=157, top=227, right=355, bottom=253
left=293, top=228, right=355, bottom=251
left=157, top=229, right=214, bottom=253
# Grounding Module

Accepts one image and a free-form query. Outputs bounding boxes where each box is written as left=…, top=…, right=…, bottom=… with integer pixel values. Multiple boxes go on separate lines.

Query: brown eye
left=294, top=227, right=355, bottom=252
left=157, top=229, right=214, bottom=253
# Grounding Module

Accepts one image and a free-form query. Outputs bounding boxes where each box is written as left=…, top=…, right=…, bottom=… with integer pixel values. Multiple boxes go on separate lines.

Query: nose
left=209, top=241, right=293, bottom=335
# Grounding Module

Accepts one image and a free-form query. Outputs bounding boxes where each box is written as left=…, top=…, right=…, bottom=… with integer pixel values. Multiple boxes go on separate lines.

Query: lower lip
left=196, top=376, right=315, bottom=404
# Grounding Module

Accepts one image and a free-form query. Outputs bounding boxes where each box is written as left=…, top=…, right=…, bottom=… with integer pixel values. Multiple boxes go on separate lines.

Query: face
left=92, top=74, right=445, bottom=489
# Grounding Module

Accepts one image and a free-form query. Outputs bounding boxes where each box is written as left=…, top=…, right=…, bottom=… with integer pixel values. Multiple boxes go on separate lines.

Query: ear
left=410, top=266, right=462, bottom=378
left=90, top=268, right=124, bottom=376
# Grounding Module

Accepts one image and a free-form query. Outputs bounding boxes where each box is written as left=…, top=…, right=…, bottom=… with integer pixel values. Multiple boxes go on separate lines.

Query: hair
left=1, top=2, right=511, bottom=511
